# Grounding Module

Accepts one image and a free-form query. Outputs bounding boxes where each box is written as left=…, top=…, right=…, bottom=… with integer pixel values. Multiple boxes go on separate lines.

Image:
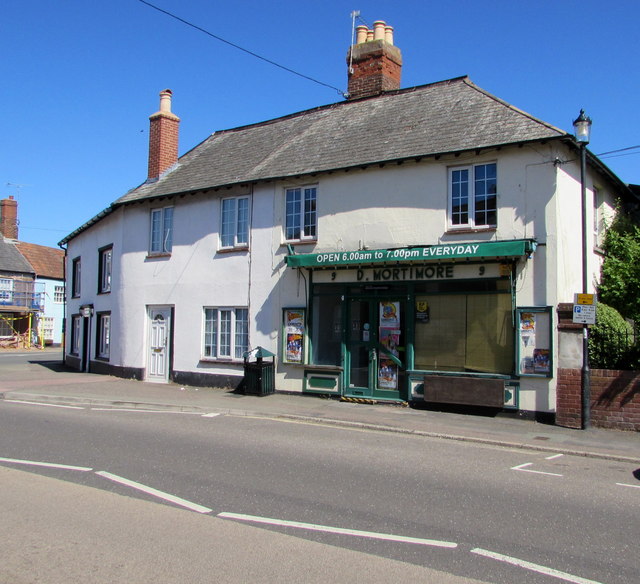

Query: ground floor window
left=311, top=289, right=342, bottom=366
left=97, top=312, right=110, bottom=359
left=203, top=307, right=248, bottom=359
left=0, top=313, right=14, bottom=337
left=71, top=315, right=81, bottom=355
left=40, top=316, right=55, bottom=342
left=414, top=292, right=513, bottom=374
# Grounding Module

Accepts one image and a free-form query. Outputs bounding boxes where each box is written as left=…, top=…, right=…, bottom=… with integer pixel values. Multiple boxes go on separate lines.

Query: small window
left=150, top=207, right=173, bottom=254
left=71, top=315, right=82, bottom=354
left=54, top=285, right=65, bottom=303
left=449, top=163, right=497, bottom=229
left=72, top=257, right=81, bottom=298
left=285, top=187, right=317, bottom=241
left=221, top=196, right=250, bottom=248
left=41, top=316, right=55, bottom=342
left=203, top=307, right=249, bottom=360
left=97, top=312, right=111, bottom=360
left=0, top=278, right=13, bottom=303
left=98, top=246, right=113, bottom=294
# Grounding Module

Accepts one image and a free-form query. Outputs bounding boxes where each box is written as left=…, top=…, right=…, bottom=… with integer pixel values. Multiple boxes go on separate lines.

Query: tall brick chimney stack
left=346, top=20, right=402, bottom=100
left=0, top=196, right=18, bottom=240
left=148, top=89, right=180, bottom=181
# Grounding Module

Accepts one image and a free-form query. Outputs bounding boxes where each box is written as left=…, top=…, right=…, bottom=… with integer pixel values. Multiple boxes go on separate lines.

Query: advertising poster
left=380, top=328, right=400, bottom=358
left=284, top=309, right=305, bottom=363
left=380, top=301, right=400, bottom=328
left=378, top=358, right=398, bottom=390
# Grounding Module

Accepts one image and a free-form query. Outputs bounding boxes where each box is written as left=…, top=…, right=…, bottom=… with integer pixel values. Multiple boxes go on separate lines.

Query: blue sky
left=3, top=0, right=639, bottom=248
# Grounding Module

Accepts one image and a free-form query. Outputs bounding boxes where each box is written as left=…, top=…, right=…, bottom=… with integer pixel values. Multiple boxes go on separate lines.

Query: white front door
left=147, top=307, right=171, bottom=383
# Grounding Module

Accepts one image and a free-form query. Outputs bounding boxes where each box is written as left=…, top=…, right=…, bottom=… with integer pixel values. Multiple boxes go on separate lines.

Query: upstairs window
left=54, top=285, right=65, bottom=303
left=285, top=187, right=317, bottom=241
left=150, top=207, right=173, bottom=254
left=98, top=246, right=113, bottom=294
left=72, top=257, right=81, bottom=298
left=449, top=163, right=497, bottom=229
left=221, top=196, right=250, bottom=249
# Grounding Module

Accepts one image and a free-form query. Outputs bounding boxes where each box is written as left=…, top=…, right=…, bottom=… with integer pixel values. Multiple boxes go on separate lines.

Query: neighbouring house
left=0, top=196, right=65, bottom=347
left=59, top=21, right=637, bottom=421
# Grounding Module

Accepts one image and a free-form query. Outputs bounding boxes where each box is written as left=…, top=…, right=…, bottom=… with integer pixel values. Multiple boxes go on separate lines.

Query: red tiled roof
left=15, top=241, right=64, bottom=280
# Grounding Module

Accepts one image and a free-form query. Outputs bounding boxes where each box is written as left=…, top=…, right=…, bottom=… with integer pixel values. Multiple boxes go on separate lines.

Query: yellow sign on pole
left=575, top=293, right=595, bottom=305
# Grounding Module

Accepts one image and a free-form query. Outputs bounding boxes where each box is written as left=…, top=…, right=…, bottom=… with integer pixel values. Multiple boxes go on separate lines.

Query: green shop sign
left=286, top=239, right=536, bottom=269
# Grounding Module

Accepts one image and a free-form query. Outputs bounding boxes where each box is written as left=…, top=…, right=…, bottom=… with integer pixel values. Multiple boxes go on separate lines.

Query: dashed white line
left=616, top=482, right=640, bottom=490
left=0, top=457, right=92, bottom=472
left=471, top=548, right=604, bottom=584
left=218, top=512, right=458, bottom=548
left=95, top=471, right=213, bottom=514
left=545, top=453, right=564, bottom=460
left=4, top=400, right=84, bottom=410
left=90, top=408, right=220, bottom=417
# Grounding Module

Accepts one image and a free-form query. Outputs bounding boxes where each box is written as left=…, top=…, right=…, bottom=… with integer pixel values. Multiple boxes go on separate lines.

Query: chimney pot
left=355, top=25, right=368, bottom=44
left=385, top=25, right=394, bottom=45
left=373, top=21, right=386, bottom=40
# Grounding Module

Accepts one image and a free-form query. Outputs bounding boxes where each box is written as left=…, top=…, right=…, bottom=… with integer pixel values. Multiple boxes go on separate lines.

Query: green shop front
left=285, top=240, right=545, bottom=408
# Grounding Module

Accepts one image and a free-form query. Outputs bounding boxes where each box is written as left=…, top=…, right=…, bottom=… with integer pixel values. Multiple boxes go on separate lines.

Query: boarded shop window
left=414, top=292, right=513, bottom=374
left=311, top=293, right=342, bottom=366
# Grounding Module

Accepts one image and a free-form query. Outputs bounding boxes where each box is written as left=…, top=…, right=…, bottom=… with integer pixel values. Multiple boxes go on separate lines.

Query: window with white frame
left=97, top=312, right=110, bottom=359
left=203, top=307, right=248, bottom=359
left=72, top=257, right=81, bottom=297
left=0, top=278, right=13, bottom=303
left=54, top=285, right=65, bottom=303
left=449, top=163, right=497, bottom=228
left=98, top=246, right=113, bottom=293
left=220, top=196, right=250, bottom=248
left=41, top=316, right=55, bottom=342
left=71, top=315, right=81, bottom=354
left=150, top=206, right=173, bottom=254
left=285, top=186, right=317, bottom=241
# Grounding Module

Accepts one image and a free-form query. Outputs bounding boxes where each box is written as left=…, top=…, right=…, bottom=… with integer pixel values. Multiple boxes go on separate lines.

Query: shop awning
left=285, top=239, right=536, bottom=269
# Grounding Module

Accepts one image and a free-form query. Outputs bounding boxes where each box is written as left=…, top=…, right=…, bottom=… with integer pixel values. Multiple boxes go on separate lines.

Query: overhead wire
left=136, top=0, right=347, bottom=97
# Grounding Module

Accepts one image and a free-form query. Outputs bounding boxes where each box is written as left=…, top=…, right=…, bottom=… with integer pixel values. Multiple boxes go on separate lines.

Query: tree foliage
left=598, top=210, right=640, bottom=323
left=588, top=303, right=633, bottom=369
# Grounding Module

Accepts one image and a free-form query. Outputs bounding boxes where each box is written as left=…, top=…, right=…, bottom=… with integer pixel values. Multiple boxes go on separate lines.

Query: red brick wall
left=557, top=368, right=640, bottom=431
left=148, top=113, right=179, bottom=180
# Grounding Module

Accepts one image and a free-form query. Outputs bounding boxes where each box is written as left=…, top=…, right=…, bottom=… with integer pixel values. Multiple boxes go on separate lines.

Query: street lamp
left=573, top=109, right=592, bottom=429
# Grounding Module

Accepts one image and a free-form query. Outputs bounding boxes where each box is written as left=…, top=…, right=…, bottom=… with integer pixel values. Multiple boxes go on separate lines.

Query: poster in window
left=517, top=308, right=551, bottom=377
left=380, top=328, right=400, bottom=358
left=380, top=301, right=400, bottom=328
left=284, top=308, right=305, bottom=363
left=378, top=358, right=398, bottom=390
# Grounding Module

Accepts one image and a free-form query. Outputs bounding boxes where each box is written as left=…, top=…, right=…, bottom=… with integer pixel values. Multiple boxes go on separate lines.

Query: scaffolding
left=0, top=278, right=46, bottom=349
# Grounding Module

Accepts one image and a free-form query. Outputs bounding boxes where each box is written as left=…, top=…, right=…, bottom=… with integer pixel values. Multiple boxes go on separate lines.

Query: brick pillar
left=148, top=89, right=180, bottom=181
left=0, top=196, right=18, bottom=239
left=346, top=21, right=402, bottom=100
left=556, top=303, right=584, bottom=428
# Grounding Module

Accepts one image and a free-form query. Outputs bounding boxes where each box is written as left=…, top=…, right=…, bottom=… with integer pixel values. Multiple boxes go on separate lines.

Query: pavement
left=1, top=348, right=639, bottom=464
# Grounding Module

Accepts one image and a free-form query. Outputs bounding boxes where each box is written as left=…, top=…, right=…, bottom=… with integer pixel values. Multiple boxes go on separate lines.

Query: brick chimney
left=148, top=89, right=180, bottom=181
left=0, top=196, right=18, bottom=239
left=346, top=20, right=402, bottom=100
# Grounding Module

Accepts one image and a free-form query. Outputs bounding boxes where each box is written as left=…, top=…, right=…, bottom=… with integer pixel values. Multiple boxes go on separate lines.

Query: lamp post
left=573, top=109, right=592, bottom=429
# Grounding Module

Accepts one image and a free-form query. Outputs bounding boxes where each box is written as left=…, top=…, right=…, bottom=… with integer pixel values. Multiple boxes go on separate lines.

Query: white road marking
left=471, top=548, right=604, bottom=584
left=91, top=408, right=220, bottom=417
left=511, top=462, right=563, bottom=477
left=95, top=471, right=213, bottom=514
left=545, top=453, right=564, bottom=460
left=0, top=457, right=92, bottom=472
left=4, top=399, right=84, bottom=410
left=218, top=512, right=458, bottom=548
left=616, top=482, right=640, bottom=490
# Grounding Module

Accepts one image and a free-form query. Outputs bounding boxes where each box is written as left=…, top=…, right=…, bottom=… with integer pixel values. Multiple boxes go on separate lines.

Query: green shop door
left=346, top=297, right=406, bottom=400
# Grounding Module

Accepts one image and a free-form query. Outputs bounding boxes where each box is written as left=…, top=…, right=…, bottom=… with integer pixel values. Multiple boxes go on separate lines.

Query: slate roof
left=116, top=76, right=566, bottom=205
left=0, top=238, right=35, bottom=275
left=61, top=76, right=572, bottom=244
left=15, top=241, right=64, bottom=280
